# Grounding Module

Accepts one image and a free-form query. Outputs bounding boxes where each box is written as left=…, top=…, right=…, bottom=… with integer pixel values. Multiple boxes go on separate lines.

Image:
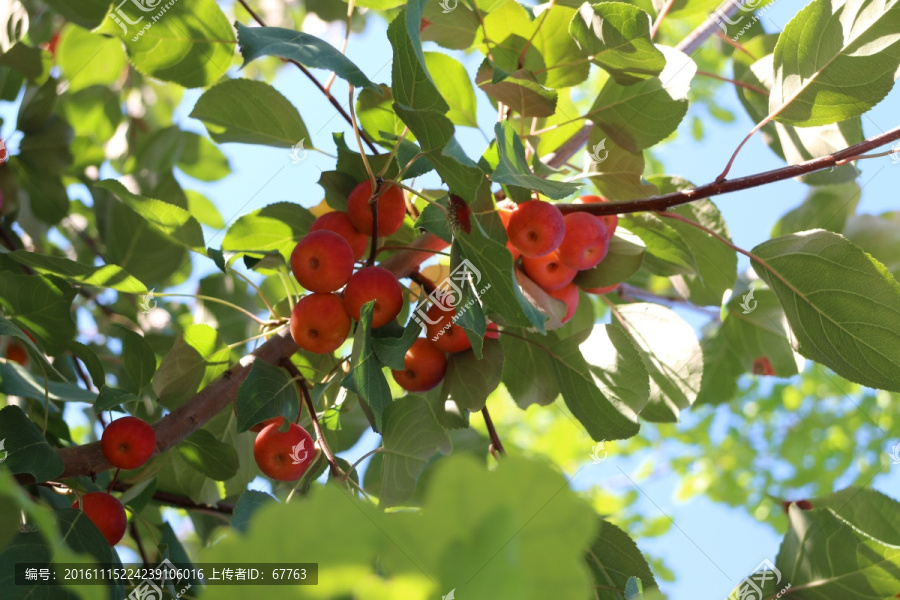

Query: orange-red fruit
left=557, top=212, right=609, bottom=270
left=290, top=230, right=355, bottom=293
left=343, top=267, right=404, bottom=328
left=582, top=283, right=619, bottom=295
left=391, top=338, right=448, bottom=392
left=506, top=200, right=565, bottom=258
left=548, top=283, right=579, bottom=324
left=310, top=211, right=369, bottom=260
left=5, top=340, right=27, bottom=366
left=575, top=195, right=618, bottom=237
left=485, top=323, right=500, bottom=340
left=522, top=251, right=577, bottom=291
left=346, top=179, right=407, bottom=237
left=253, top=421, right=315, bottom=481
left=497, top=208, right=520, bottom=261
left=424, top=304, right=472, bottom=353
left=72, top=492, right=127, bottom=546
left=101, top=416, right=156, bottom=470
left=290, top=293, right=352, bottom=354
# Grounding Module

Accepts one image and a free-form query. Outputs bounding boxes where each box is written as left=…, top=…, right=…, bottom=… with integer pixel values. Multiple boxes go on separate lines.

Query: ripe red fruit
left=101, top=416, right=156, bottom=470
left=343, top=267, right=403, bottom=328
left=557, top=212, right=609, bottom=270
left=485, top=323, right=500, bottom=339
left=253, top=421, right=315, bottom=481
left=581, top=283, right=619, bottom=295
left=506, top=200, right=565, bottom=258
left=5, top=340, right=28, bottom=366
left=424, top=304, right=472, bottom=353
left=290, top=230, right=355, bottom=293
left=290, top=293, right=352, bottom=354
left=522, top=252, right=577, bottom=291
left=346, top=179, right=407, bottom=237
left=449, top=194, right=471, bottom=233
left=497, top=208, right=520, bottom=261
left=310, top=211, right=369, bottom=260
left=574, top=195, right=618, bottom=237
left=72, top=492, right=127, bottom=546
left=391, top=338, right=448, bottom=392
left=548, top=283, right=579, bottom=324
left=753, top=356, right=775, bottom=376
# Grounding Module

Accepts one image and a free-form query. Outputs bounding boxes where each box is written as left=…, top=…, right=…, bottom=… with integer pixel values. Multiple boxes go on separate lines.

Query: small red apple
left=253, top=421, right=316, bottom=481
left=72, top=492, right=127, bottom=546
left=391, top=338, right=448, bottom=392
left=101, top=416, right=156, bottom=470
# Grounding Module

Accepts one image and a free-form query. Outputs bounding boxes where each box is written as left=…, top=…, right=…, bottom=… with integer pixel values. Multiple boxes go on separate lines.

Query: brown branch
left=481, top=406, right=505, bottom=457
left=557, top=125, right=900, bottom=216
left=281, top=359, right=342, bottom=478
left=234, top=0, right=379, bottom=154
left=409, top=270, right=437, bottom=295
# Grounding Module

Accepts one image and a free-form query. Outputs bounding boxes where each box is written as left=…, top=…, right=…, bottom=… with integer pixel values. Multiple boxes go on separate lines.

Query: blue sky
left=4, top=0, right=900, bottom=597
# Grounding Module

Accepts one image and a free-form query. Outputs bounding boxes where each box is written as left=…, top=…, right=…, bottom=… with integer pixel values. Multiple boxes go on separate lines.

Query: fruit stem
left=229, top=268, right=279, bottom=318
left=366, top=177, right=383, bottom=267
left=107, top=468, right=120, bottom=494
left=153, top=293, right=275, bottom=326
left=340, top=447, right=384, bottom=483
left=481, top=407, right=506, bottom=457
left=281, top=358, right=343, bottom=479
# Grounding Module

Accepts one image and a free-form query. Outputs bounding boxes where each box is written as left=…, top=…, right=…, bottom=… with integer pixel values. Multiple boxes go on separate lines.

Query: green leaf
left=810, top=487, right=900, bottom=545
left=424, top=52, right=478, bottom=127
left=584, top=128, right=658, bottom=201
left=231, top=490, right=277, bottom=534
left=387, top=6, right=449, bottom=113
left=236, top=23, right=378, bottom=91
left=618, top=303, right=703, bottom=422
left=56, top=24, right=126, bottom=93
left=6, top=250, right=147, bottom=294
left=752, top=230, right=900, bottom=392
left=550, top=322, right=648, bottom=441
left=440, top=340, right=504, bottom=412
left=693, top=330, right=743, bottom=406
left=0, top=315, right=65, bottom=380
left=0, top=272, right=76, bottom=353
left=575, top=231, right=645, bottom=289
left=420, top=0, right=480, bottom=50
left=772, top=182, right=861, bottom=237
left=455, top=219, right=548, bottom=331
left=116, top=325, right=157, bottom=395
left=190, top=78, right=310, bottom=148
left=95, top=180, right=205, bottom=252
left=586, top=518, right=658, bottom=599
left=177, top=133, right=230, bottom=182
left=342, top=301, right=392, bottom=431
left=492, top=122, right=581, bottom=199
left=569, top=2, right=666, bottom=85
left=476, top=62, right=558, bottom=118
left=17, top=78, right=58, bottom=134
left=588, top=45, right=695, bottom=152
left=0, top=43, right=51, bottom=84
left=770, top=0, right=900, bottom=127
left=356, top=84, right=410, bottom=146
left=620, top=213, right=696, bottom=276
left=151, top=324, right=231, bottom=409
left=96, top=0, right=235, bottom=88
left=0, top=361, right=96, bottom=404
left=0, top=406, right=64, bottom=482
left=501, top=330, right=560, bottom=409
left=43, top=0, right=110, bottom=29
left=94, top=385, right=141, bottom=412
left=371, top=318, right=421, bottom=371
left=380, top=396, right=452, bottom=507
left=222, top=202, right=315, bottom=265
left=176, top=429, right=240, bottom=481
left=414, top=200, right=453, bottom=243
left=843, top=212, right=900, bottom=280
left=528, top=5, right=590, bottom=89
left=185, top=190, right=226, bottom=229
left=234, top=360, right=300, bottom=433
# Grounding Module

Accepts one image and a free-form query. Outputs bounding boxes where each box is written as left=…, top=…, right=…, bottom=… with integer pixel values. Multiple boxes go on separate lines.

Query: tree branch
left=557, top=125, right=900, bottom=216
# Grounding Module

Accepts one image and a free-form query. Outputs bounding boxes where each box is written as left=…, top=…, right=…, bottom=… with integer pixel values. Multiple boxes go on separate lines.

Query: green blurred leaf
left=0, top=272, right=76, bottom=353
left=0, top=362, right=96, bottom=404
left=176, top=429, right=240, bottom=481
left=6, top=250, right=147, bottom=293
left=231, top=490, right=277, bottom=534
left=222, top=202, right=315, bottom=265
left=424, top=52, right=477, bottom=127
left=57, top=24, right=126, bottom=92
left=152, top=324, right=231, bottom=409
left=440, top=340, right=504, bottom=412
left=116, top=325, right=157, bottom=395
left=44, top=0, right=110, bottom=29
left=575, top=232, right=645, bottom=289
left=94, top=385, right=140, bottom=412
left=587, top=518, right=658, bottom=599
left=772, top=182, right=861, bottom=237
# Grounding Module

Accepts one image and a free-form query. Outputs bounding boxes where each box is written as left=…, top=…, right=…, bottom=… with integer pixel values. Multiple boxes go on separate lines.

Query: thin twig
left=651, top=0, right=678, bottom=39
left=481, top=406, right=506, bottom=457
left=696, top=70, right=768, bottom=96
